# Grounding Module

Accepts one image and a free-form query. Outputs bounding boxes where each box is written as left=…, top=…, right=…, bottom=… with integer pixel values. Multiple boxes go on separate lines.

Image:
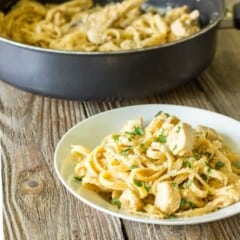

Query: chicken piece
left=167, top=122, right=195, bottom=156
left=214, top=180, right=240, bottom=201
left=121, top=117, right=143, bottom=132
left=73, top=0, right=144, bottom=44
left=119, top=189, right=143, bottom=211
left=165, top=5, right=189, bottom=24
left=212, top=180, right=240, bottom=208
left=154, top=181, right=181, bottom=214
left=169, top=10, right=200, bottom=41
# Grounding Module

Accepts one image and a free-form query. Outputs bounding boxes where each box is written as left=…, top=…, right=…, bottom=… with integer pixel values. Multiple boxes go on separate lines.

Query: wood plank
left=0, top=84, right=125, bottom=240
left=198, top=29, right=240, bottom=120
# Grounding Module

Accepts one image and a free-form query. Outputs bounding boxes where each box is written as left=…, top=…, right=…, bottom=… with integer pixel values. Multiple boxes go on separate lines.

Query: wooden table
left=2, top=3, right=240, bottom=240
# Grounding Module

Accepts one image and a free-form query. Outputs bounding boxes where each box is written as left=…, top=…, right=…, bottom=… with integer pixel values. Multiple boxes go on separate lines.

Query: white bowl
left=54, top=104, right=240, bottom=225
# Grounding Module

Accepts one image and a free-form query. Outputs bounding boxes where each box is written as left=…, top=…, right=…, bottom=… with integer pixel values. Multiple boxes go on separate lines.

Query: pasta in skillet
left=0, top=0, right=200, bottom=51
left=70, top=111, right=240, bottom=219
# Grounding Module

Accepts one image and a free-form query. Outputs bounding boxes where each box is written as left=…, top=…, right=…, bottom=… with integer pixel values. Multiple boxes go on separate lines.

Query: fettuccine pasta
left=0, top=0, right=200, bottom=51
left=70, top=111, right=240, bottom=219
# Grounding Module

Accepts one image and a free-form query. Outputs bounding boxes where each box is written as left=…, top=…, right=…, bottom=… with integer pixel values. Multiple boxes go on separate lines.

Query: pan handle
left=219, top=2, right=240, bottom=29
left=233, top=2, right=240, bottom=28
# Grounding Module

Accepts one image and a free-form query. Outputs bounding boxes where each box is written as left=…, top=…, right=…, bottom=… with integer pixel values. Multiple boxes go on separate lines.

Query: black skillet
left=0, top=0, right=239, bottom=100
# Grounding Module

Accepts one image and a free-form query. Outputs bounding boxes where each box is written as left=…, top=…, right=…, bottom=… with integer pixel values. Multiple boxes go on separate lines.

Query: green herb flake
left=112, top=198, right=121, bottom=209
left=207, top=167, right=212, bottom=173
left=112, top=134, right=120, bottom=142
left=200, top=173, right=208, bottom=181
left=188, top=202, right=196, bottom=209
left=166, top=214, right=176, bottom=219
left=205, top=131, right=208, bottom=138
left=144, top=183, right=151, bottom=192
left=186, top=179, right=193, bottom=188
left=215, top=161, right=225, bottom=170
left=205, top=152, right=212, bottom=159
left=180, top=199, right=187, bottom=208
left=155, top=111, right=163, bottom=117
left=121, top=146, right=132, bottom=156
left=182, top=159, right=187, bottom=168
left=173, top=144, right=177, bottom=151
left=133, top=179, right=143, bottom=187
left=171, top=182, right=177, bottom=187
left=125, top=126, right=145, bottom=136
left=130, top=164, right=138, bottom=170
left=176, top=126, right=181, bottom=133
left=157, top=135, right=167, bottom=143
left=193, top=151, right=201, bottom=160
left=183, top=158, right=192, bottom=169
left=73, top=176, right=83, bottom=182
left=139, top=143, right=147, bottom=152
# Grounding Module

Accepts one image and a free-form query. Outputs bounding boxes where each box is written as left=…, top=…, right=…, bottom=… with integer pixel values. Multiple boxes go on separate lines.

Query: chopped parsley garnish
left=172, top=145, right=177, bottom=151
left=207, top=167, right=212, bottom=173
left=133, top=179, right=150, bottom=191
left=130, top=164, right=138, bottom=170
left=183, top=158, right=192, bottom=168
left=180, top=199, right=196, bottom=209
left=186, top=179, right=193, bottom=188
left=73, top=176, right=83, bottom=182
left=157, top=135, right=167, bottom=143
left=112, top=134, right=120, bottom=142
left=204, top=152, right=212, bottom=159
left=171, top=182, right=177, bottom=187
left=112, top=198, right=121, bottom=209
left=180, top=198, right=187, bottom=208
left=144, top=184, right=151, bottom=192
left=200, top=173, right=208, bottom=181
left=139, top=143, right=147, bottom=152
left=125, top=126, right=145, bottom=136
left=192, top=151, right=201, bottom=160
left=176, top=126, right=181, bottom=133
left=133, top=179, right=143, bottom=187
left=121, top=146, right=132, bottom=156
left=188, top=202, right=196, bottom=209
left=215, top=161, right=225, bottom=170
left=155, top=111, right=163, bottom=117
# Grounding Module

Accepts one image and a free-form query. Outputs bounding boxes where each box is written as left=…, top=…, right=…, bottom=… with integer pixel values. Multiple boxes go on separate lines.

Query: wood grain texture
left=1, top=89, right=124, bottom=240
left=1, top=7, right=240, bottom=240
